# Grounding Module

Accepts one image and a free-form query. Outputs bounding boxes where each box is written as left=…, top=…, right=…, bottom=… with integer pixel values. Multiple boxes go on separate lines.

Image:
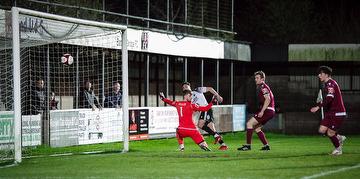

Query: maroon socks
left=257, top=131, right=268, bottom=145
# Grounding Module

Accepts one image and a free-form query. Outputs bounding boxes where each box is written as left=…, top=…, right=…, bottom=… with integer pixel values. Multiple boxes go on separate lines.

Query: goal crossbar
left=11, top=7, right=129, bottom=163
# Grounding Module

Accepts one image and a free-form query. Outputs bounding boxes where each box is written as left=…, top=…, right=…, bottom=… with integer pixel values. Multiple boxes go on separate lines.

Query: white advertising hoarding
left=21, top=115, right=42, bottom=146
left=232, top=105, right=246, bottom=131
left=78, top=109, right=123, bottom=145
left=148, top=107, right=178, bottom=134
left=50, top=108, right=123, bottom=147
left=49, top=105, right=246, bottom=147
left=0, top=112, right=41, bottom=147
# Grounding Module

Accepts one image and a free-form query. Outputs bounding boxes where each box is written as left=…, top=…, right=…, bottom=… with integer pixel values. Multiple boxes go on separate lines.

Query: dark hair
left=318, top=66, right=332, bottom=76
left=36, top=78, right=44, bottom=82
left=183, top=89, right=192, bottom=96
left=182, top=82, right=191, bottom=86
left=254, top=71, right=266, bottom=79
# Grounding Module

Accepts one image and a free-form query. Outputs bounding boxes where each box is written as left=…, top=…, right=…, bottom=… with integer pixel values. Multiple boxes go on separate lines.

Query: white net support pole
left=11, top=7, right=22, bottom=164
left=122, top=30, right=129, bottom=152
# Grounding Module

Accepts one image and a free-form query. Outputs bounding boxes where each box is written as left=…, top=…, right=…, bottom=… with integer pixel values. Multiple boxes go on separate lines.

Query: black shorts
left=199, top=108, right=214, bottom=122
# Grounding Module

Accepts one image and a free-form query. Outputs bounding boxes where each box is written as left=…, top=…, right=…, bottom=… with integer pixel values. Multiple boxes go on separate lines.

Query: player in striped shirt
left=182, top=82, right=228, bottom=150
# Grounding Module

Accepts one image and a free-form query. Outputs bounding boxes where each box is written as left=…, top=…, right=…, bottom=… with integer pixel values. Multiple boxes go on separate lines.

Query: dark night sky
left=234, top=0, right=360, bottom=44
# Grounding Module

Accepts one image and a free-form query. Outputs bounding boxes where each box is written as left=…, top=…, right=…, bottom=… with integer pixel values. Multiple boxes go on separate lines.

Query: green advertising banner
left=0, top=112, right=41, bottom=146
left=0, top=112, right=14, bottom=143
left=289, top=44, right=360, bottom=61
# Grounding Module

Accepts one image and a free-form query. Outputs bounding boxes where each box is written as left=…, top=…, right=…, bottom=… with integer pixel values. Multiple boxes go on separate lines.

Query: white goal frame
left=11, top=7, right=129, bottom=163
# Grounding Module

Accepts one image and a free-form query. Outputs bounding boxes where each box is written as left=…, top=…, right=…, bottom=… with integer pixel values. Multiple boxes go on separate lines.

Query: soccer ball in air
left=61, top=54, right=74, bottom=65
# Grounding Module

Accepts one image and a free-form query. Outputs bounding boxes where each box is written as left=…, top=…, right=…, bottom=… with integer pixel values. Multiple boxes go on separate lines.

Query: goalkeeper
left=182, top=82, right=228, bottom=150
left=160, top=90, right=216, bottom=151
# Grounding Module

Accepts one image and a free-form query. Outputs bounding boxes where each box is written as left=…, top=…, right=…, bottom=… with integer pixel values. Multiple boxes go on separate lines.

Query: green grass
left=1, top=132, right=360, bottom=179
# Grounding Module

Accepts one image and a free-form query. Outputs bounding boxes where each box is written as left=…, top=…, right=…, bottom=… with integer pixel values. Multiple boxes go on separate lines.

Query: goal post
left=9, top=7, right=129, bottom=163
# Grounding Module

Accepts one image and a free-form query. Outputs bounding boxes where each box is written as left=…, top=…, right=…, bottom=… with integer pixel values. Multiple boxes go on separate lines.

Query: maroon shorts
left=176, top=128, right=204, bottom=145
left=254, top=109, right=275, bottom=125
left=320, top=114, right=345, bottom=131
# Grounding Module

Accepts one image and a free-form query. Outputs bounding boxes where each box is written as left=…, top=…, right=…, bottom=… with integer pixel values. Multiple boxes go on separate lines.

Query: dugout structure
left=0, top=7, right=129, bottom=164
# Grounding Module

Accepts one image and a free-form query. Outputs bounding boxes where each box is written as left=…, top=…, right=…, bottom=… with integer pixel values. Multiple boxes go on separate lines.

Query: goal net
left=0, top=7, right=128, bottom=164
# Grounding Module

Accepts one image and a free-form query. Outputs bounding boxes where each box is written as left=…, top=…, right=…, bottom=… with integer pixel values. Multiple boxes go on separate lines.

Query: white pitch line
left=301, top=163, right=360, bottom=179
left=49, top=153, right=73, bottom=157
left=0, top=163, right=18, bottom=169
left=82, top=151, right=104, bottom=154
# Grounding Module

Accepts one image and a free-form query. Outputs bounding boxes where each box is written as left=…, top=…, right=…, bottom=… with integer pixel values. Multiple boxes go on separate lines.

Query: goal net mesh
left=0, top=9, right=126, bottom=163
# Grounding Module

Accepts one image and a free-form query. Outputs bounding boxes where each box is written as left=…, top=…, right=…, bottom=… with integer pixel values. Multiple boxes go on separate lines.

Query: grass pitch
left=1, top=132, right=359, bottom=179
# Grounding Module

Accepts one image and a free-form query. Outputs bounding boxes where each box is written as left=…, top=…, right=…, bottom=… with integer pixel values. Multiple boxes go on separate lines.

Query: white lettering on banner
left=148, top=107, right=178, bottom=134
left=47, top=105, right=246, bottom=146
left=0, top=112, right=41, bottom=146
left=78, top=109, right=123, bottom=145
left=20, top=115, right=42, bottom=146
left=60, top=28, right=225, bottom=59
left=50, top=109, right=123, bottom=147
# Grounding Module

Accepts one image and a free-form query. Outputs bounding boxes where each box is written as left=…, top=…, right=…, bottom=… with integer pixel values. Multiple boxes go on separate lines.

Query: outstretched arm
left=192, top=102, right=213, bottom=111
left=205, top=87, right=223, bottom=103
left=160, top=92, right=176, bottom=106
left=192, top=98, right=216, bottom=111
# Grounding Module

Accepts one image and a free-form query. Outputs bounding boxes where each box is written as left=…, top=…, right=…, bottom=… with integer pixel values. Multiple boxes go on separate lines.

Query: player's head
left=182, top=82, right=191, bottom=91
left=183, top=89, right=192, bottom=101
left=317, top=66, right=332, bottom=82
left=254, top=71, right=265, bottom=85
left=113, top=81, right=120, bottom=92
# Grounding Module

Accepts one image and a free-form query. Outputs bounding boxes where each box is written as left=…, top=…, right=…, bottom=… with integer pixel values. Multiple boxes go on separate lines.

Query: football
left=61, top=53, right=74, bottom=65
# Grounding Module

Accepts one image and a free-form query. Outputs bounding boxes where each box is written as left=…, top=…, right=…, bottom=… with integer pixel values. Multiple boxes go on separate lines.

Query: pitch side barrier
left=0, top=105, right=245, bottom=148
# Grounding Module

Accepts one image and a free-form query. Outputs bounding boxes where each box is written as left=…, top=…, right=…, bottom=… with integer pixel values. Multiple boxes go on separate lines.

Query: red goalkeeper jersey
left=162, top=98, right=212, bottom=130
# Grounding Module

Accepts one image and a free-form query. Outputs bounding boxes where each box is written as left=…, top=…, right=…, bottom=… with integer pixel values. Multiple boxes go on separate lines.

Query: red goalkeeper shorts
left=176, top=128, right=204, bottom=145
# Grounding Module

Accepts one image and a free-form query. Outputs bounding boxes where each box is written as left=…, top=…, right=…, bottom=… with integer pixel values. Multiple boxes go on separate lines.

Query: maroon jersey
left=257, top=82, right=275, bottom=111
left=321, top=79, right=346, bottom=116
left=162, top=98, right=212, bottom=130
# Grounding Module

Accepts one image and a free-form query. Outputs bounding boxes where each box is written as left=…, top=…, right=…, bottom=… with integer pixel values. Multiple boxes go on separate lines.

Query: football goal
left=0, top=7, right=129, bottom=164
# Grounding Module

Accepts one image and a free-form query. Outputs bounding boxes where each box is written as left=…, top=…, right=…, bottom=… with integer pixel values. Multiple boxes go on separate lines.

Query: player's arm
left=159, top=92, right=177, bottom=106
left=191, top=103, right=213, bottom=112
left=259, top=94, right=271, bottom=114
left=311, top=87, right=334, bottom=113
left=316, top=94, right=333, bottom=108
left=191, top=97, right=216, bottom=111
left=199, top=87, right=223, bottom=103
